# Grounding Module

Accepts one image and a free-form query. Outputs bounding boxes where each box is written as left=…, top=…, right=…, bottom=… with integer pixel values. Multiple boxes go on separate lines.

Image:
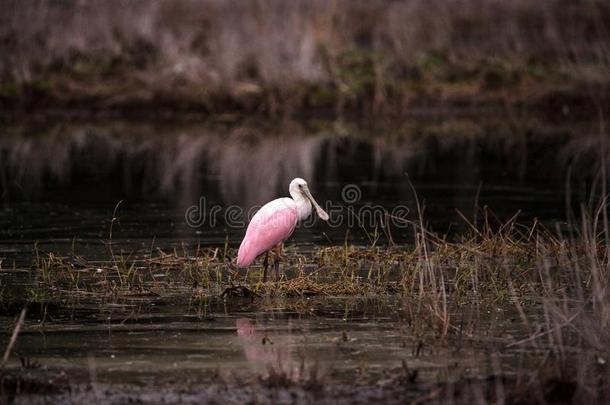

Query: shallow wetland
left=1, top=114, right=609, bottom=403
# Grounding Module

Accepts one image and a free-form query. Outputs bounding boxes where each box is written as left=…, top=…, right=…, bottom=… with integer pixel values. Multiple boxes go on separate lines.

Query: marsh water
left=0, top=116, right=596, bottom=265
left=1, top=295, right=537, bottom=388
left=0, top=114, right=601, bottom=394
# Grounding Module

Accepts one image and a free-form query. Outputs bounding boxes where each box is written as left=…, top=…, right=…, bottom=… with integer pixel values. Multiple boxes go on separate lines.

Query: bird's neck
left=291, top=193, right=312, bottom=221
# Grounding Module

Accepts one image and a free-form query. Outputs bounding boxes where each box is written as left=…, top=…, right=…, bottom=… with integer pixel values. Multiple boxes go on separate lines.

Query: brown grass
left=1, top=0, right=609, bottom=115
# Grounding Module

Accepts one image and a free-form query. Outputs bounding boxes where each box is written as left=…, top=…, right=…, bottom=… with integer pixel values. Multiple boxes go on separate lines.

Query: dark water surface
left=0, top=116, right=598, bottom=267
left=0, top=115, right=602, bottom=397
left=0, top=296, right=535, bottom=386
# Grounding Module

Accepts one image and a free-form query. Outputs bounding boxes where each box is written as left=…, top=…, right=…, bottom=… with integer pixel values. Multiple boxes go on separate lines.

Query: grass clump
left=16, top=208, right=601, bottom=314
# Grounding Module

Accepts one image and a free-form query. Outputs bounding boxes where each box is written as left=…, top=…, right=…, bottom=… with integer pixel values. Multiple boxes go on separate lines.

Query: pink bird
left=237, top=178, right=329, bottom=281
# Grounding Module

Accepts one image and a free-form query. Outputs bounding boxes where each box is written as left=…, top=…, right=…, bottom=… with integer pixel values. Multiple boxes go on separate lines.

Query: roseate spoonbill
left=237, top=178, right=329, bottom=281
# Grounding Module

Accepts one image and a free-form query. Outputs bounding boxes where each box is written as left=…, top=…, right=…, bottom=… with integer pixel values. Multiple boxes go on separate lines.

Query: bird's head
left=289, top=178, right=329, bottom=221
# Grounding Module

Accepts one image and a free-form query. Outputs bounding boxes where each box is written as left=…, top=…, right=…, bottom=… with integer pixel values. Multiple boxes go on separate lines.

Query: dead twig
left=3, top=307, right=27, bottom=363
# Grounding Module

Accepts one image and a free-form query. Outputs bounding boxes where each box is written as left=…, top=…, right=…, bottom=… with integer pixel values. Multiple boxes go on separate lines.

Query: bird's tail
left=236, top=238, right=257, bottom=268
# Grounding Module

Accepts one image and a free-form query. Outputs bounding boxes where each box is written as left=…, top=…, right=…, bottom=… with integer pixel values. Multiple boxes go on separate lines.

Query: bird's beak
left=303, top=187, right=329, bottom=221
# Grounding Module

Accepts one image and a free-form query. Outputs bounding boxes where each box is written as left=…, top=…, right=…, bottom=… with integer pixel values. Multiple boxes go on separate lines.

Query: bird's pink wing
left=237, top=203, right=297, bottom=268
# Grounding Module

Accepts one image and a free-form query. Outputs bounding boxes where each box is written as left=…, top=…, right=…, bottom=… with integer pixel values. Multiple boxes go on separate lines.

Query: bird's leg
left=273, top=244, right=282, bottom=281
left=262, top=251, right=270, bottom=282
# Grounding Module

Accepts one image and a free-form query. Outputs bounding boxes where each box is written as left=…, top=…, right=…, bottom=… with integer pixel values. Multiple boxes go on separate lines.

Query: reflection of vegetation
left=0, top=119, right=603, bottom=204
left=1, top=0, right=608, bottom=116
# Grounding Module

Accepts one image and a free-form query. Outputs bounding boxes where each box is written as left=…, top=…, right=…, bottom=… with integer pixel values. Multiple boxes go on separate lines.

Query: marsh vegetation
left=2, top=1, right=610, bottom=403
left=1, top=0, right=609, bottom=117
